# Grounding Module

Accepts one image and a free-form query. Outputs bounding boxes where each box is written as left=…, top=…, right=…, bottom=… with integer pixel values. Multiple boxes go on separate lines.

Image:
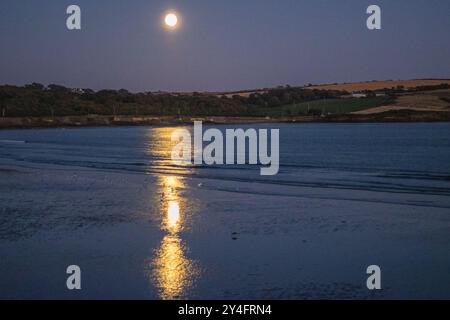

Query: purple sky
left=1, top=0, right=450, bottom=92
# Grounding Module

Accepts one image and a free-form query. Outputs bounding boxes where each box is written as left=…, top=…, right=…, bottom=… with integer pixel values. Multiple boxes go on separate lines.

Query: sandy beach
left=1, top=123, right=450, bottom=299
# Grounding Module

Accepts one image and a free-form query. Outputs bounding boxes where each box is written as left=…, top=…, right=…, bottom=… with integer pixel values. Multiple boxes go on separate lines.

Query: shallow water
left=1, top=123, right=450, bottom=299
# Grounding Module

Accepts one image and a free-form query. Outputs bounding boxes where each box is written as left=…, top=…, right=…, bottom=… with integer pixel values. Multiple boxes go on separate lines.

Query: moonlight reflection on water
left=149, top=128, right=199, bottom=299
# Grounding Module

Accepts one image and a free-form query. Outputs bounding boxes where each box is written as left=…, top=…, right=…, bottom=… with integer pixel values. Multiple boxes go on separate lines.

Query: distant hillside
left=353, top=89, right=450, bottom=115
left=0, top=83, right=342, bottom=118
left=307, top=79, right=450, bottom=92
left=1, top=80, right=449, bottom=121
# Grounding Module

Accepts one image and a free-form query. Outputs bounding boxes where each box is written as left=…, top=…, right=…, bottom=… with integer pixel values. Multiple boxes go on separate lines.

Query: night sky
left=1, top=0, right=450, bottom=92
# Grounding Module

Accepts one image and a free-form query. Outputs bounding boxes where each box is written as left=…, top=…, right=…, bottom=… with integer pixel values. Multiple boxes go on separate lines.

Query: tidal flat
left=1, top=123, right=450, bottom=299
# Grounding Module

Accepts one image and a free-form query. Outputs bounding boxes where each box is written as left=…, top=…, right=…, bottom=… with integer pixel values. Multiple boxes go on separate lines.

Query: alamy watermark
left=171, top=122, right=280, bottom=176
left=367, top=265, right=382, bottom=290
left=66, top=5, right=81, bottom=30
left=66, top=5, right=381, bottom=31
left=367, top=5, right=382, bottom=30
left=66, top=265, right=81, bottom=290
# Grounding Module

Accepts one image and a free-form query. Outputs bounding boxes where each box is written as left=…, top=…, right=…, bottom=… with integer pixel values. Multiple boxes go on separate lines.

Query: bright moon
left=165, top=13, right=178, bottom=28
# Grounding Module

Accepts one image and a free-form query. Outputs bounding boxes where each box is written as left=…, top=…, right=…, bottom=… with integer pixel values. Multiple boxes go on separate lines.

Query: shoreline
left=1, top=110, right=450, bottom=129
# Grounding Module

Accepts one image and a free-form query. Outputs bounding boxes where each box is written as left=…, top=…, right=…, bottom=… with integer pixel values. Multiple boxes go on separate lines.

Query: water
left=1, top=123, right=450, bottom=299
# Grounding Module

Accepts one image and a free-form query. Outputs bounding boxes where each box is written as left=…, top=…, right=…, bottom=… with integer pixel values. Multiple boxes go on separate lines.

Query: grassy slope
left=259, top=96, right=392, bottom=116
left=307, top=79, right=450, bottom=91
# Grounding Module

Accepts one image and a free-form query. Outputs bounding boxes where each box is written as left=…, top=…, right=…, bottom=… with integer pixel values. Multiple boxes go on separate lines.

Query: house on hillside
left=351, top=92, right=367, bottom=98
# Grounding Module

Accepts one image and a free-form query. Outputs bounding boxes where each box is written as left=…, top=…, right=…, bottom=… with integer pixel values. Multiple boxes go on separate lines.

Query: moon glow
left=165, top=13, right=178, bottom=28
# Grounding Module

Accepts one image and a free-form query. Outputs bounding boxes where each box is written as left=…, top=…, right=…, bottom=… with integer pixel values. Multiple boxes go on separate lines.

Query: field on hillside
left=307, top=80, right=450, bottom=92
left=396, top=89, right=450, bottom=109
left=258, top=96, right=392, bottom=116
left=353, top=89, right=450, bottom=115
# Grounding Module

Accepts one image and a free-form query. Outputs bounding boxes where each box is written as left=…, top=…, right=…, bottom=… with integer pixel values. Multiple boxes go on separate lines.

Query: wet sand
left=1, top=164, right=450, bottom=299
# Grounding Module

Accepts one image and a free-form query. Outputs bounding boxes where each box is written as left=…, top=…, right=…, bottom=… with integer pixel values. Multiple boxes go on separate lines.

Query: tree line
left=0, top=83, right=343, bottom=118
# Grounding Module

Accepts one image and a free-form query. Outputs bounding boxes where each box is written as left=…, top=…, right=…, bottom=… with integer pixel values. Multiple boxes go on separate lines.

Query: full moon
left=165, top=13, right=178, bottom=28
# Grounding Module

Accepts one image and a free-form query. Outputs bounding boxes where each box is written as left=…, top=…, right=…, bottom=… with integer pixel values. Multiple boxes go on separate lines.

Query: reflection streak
left=149, top=128, right=198, bottom=300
